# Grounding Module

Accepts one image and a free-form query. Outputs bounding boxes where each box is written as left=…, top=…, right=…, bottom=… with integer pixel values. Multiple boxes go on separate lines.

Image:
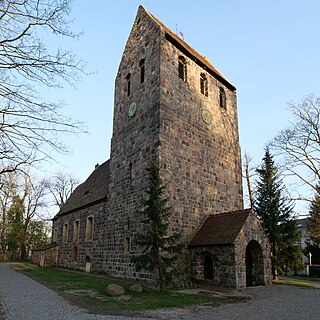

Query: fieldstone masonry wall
left=234, top=211, right=272, bottom=287
left=190, top=211, right=272, bottom=288
left=51, top=6, right=271, bottom=287
left=190, top=246, right=237, bottom=287
left=159, top=29, right=243, bottom=241
left=31, top=245, right=58, bottom=267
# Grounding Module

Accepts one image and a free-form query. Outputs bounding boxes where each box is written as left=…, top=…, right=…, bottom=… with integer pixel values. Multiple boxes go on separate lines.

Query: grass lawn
left=11, top=263, right=221, bottom=315
left=273, top=278, right=316, bottom=288
left=286, top=275, right=320, bottom=282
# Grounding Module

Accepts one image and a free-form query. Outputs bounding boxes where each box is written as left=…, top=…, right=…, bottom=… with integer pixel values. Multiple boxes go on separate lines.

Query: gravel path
left=145, top=285, right=320, bottom=320
left=1, top=262, right=320, bottom=320
left=0, top=263, right=150, bottom=320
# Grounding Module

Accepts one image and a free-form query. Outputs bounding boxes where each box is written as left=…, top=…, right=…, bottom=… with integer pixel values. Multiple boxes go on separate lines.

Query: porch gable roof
left=189, top=209, right=252, bottom=246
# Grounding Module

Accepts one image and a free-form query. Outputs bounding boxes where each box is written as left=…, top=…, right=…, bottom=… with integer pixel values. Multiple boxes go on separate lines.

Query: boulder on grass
left=105, top=284, right=125, bottom=297
left=129, top=284, right=143, bottom=293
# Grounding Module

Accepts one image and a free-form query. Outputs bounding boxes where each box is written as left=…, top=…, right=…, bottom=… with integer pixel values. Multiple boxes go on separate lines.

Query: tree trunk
left=20, top=243, right=27, bottom=261
left=244, top=152, right=254, bottom=208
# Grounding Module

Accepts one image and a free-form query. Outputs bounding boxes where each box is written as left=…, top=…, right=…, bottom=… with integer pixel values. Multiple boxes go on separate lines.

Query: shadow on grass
left=11, top=263, right=226, bottom=316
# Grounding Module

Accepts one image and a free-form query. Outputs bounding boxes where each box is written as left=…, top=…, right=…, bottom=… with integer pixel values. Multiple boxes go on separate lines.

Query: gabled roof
left=54, top=160, right=110, bottom=217
left=189, top=209, right=252, bottom=246
left=142, top=6, right=236, bottom=92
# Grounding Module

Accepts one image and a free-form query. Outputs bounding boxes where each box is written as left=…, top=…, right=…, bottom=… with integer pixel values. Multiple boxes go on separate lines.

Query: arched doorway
left=85, top=256, right=91, bottom=273
left=246, top=240, right=264, bottom=287
left=204, top=255, right=213, bottom=279
left=40, top=252, right=45, bottom=267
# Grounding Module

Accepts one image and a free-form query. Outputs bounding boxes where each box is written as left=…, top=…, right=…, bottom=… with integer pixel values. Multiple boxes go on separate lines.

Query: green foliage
left=277, top=219, right=304, bottom=274
left=307, top=184, right=320, bottom=246
left=131, top=162, right=185, bottom=293
left=7, top=196, right=25, bottom=258
left=26, top=220, right=50, bottom=250
left=254, top=148, right=303, bottom=277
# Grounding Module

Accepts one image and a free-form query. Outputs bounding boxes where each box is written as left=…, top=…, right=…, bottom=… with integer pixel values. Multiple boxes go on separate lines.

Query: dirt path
left=142, top=285, right=320, bottom=320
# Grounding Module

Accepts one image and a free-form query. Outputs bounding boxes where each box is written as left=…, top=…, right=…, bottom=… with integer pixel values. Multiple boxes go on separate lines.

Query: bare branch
left=44, top=171, right=80, bottom=209
left=0, top=0, right=88, bottom=175
left=270, top=94, right=320, bottom=201
left=242, top=151, right=256, bottom=208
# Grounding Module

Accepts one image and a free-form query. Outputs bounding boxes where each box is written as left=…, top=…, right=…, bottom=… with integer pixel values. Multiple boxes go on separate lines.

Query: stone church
left=39, top=6, right=272, bottom=288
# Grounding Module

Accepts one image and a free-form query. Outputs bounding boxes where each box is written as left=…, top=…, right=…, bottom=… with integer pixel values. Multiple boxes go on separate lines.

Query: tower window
left=139, top=59, right=145, bottom=84
left=200, top=73, right=208, bottom=97
left=86, top=216, right=94, bottom=241
left=178, top=56, right=187, bottom=81
left=126, top=73, right=131, bottom=97
left=219, top=87, right=226, bottom=109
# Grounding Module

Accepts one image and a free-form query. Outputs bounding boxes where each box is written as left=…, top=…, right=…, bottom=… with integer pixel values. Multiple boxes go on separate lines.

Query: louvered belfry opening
left=178, top=56, right=187, bottom=81
left=200, top=73, right=208, bottom=96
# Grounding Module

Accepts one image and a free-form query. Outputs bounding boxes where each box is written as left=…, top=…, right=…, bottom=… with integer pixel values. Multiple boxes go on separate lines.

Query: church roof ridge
left=141, top=6, right=236, bottom=91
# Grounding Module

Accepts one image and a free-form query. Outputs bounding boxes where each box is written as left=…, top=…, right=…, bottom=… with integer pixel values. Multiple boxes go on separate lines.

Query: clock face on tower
left=128, top=102, right=137, bottom=117
left=202, top=109, right=212, bottom=125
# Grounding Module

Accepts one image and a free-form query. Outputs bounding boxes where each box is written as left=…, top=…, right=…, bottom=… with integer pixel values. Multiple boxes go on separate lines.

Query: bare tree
left=271, top=95, right=320, bottom=202
left=20, top=175, right=48, bottom=259
left=45, top=171, right=80, bottom=209
left=0, top=170, right=48, bottom=259
left=242, top=151, right=256, bottom=208
left=0, top=0, right=86, bottom=175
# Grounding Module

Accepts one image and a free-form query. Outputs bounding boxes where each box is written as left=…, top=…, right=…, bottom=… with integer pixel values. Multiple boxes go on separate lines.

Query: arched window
left=126, top=73, right=131, bottom=97
left=86, top=216, right=94, bottom=241
left=219, top=87, right=226, bottom=109
left=63, top=223, right=68, bottom=244
left=124, top=237, right=131, bottom=252
left=73, top=220, right=80, bottom=242
left=178, top=56, right=187, bottom=81
left=139, top=59, right=145, bottom=84
left=200, top=73, right=208, bottom=97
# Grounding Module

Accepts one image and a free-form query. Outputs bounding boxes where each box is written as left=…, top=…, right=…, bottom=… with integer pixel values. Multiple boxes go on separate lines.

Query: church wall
left=52, top=202, right=110, bottom=273
left=104, top=7, right=163, bottom=281
left=49, top=7, right=272, bottom=288
left=190, top=246, right=237, bottom=287
left=158, top=34, right=243, bottom=241
left=234, top=211, right=272, bottom=287
left=31, top=245, right=58, bottom=267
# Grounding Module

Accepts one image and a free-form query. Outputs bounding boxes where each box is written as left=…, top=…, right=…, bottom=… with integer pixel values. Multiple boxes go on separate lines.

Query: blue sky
left=42, top=1, right=320, bottom=216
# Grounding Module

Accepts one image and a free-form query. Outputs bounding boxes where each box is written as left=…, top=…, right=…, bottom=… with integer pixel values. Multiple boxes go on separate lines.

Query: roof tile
left=55, top=160, right=110, bottom=217
left=189, top=209, right=252, bottom=246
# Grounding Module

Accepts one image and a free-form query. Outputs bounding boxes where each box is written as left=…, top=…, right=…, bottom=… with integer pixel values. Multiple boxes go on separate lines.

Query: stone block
left=105, top=284, right=125, bottom=297
left=129, top=284, right=143, bottom=293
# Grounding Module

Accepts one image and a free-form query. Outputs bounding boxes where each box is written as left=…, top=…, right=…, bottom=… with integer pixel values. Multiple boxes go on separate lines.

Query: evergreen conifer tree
left=254, top=148, right=303, bottom=278
left=308, top=184, right=320, bottom=246
left=131, top=162, right=185, bottom=293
